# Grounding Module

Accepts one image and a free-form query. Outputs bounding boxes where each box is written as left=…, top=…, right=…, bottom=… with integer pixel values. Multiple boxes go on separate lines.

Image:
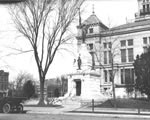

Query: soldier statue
left=77, top=55, right=82, bottom=70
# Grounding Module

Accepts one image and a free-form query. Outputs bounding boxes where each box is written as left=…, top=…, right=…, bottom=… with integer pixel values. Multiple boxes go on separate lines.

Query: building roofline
left=76, top=22, right=108, bottom=30
left=76, top=23, right=150, bottom=40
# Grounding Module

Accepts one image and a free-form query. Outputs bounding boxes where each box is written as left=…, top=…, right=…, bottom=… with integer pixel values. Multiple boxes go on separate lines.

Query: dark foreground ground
left=1, top=98, right=149, bottom=120
left=0, top=113, right=149, bottom=120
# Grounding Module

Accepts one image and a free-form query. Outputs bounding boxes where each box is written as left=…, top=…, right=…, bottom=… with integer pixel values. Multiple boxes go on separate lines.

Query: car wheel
left=17, top=104, right=23, bottom=113
left=2, top=103, right=11, bottom=113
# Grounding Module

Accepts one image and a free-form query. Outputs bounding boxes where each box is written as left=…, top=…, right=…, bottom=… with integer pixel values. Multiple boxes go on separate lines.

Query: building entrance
left=75, top=80, right=81, bottom=96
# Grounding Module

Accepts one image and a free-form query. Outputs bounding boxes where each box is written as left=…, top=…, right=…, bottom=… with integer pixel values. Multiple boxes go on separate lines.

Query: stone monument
left=66, top=43, right=107, bottom=101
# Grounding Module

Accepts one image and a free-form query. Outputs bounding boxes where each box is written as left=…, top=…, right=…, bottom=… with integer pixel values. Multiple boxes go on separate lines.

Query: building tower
left=66, top=8, right=109, bottom=101
left=135, top=0, right=150, bottom=21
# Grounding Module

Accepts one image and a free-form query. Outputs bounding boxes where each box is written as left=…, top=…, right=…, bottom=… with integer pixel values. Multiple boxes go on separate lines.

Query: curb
left=26, top=110, right=150, bottom=119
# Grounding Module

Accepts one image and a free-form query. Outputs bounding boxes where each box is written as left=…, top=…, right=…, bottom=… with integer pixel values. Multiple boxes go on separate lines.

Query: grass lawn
left=94, top=98, right=150, bottom=109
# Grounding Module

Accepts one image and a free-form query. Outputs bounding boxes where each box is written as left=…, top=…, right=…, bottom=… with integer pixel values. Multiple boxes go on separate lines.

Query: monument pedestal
left=67, top=70, right=107, bottom=101
left=65, top=43, right=107, bottom=101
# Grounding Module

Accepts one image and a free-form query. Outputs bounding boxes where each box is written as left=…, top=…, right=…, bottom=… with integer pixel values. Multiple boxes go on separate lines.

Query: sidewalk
left=24, top=105, right=150, bottom=119
left=24, top=104, right=77, bottom=114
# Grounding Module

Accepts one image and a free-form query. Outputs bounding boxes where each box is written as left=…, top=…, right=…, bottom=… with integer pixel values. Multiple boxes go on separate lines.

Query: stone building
left=66, top=0, right=150, bottom=100
left=0, top=70, right=9, bottom=97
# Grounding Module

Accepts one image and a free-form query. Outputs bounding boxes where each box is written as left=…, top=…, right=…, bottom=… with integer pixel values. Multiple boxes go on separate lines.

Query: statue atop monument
left=77, top=55, right=82, bottom=70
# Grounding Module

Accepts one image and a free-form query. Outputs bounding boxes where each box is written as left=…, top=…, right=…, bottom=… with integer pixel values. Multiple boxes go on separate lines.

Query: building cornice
left=67, top=71, right=100, bottom=77
left=102, top=25, right=150, bottom=37
left=76, top=25, right=150, bottom=40
left=97, top=62, right=134, bottom=69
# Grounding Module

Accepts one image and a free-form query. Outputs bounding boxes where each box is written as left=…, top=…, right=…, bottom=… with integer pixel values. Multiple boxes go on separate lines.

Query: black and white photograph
left=0, top=0, right=150, bottom=120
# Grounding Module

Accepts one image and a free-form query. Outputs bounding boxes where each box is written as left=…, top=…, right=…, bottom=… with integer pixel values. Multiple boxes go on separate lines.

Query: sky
left=0, top=0, right=138, bottom=81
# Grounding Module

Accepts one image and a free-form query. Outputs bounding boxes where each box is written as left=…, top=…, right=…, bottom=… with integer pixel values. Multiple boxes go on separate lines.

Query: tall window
left=121, top=69, right=124, bottom=84
left=120, top=39, right=134, bottom=63
left=121, top=49, right=126, bottom=63
left=147, top=4, right=150, bottom=12
left=121, top=68, right=134, bottom=84
left=104, top=70, right=107, bottom=83
left=104, top=51, right=107, bottom=64
left=143, top=5, right=146, bottom=12
left=104, top=70, right=112, bottom=83
left=143, top=36, right=150, bottom=53
left=125, top=69, right=130, bottom=84
left=109, top=70, right=112, bottom=82
left=128, top=48, right=134, bottom=62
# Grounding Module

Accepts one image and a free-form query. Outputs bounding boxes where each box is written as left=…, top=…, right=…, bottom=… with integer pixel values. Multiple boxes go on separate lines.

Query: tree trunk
left=38, top=77, right=45, bottom=106
left=111, top=57, right=116, bottom=108
left=112, top=80, right=116, bottom=108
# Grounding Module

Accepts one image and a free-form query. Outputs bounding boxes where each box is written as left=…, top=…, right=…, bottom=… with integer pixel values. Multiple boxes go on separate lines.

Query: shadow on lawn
left=93, top=98, right=150, bottom=109
left=24, top=104, right=63, bottom=108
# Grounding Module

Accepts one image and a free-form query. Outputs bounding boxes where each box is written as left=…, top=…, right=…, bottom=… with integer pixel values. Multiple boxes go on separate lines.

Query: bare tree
left=9, top=0, right=84, bottom=105
left=15, top=71, right=34, bottom=88
left=13, top=71, right=35, bottom=97
left=94, top=28, right=120, bottom=107
left=107, top=30, right=120, bottom=108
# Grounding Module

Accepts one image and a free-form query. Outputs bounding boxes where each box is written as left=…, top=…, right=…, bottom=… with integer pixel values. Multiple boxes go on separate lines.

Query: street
left=0, top=113, right=149, bottom=120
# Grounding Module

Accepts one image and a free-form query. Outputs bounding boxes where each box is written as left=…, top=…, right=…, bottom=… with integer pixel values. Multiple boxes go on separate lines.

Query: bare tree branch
left=9, top=0, right=84, bottom=105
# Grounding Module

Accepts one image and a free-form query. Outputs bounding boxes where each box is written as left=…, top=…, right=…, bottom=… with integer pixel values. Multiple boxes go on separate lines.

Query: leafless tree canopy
left=10, top=0, right=83, bottom=77
left=9, top=0, right=84, bottom=104
left=14, top=71, right=35, bottom=89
